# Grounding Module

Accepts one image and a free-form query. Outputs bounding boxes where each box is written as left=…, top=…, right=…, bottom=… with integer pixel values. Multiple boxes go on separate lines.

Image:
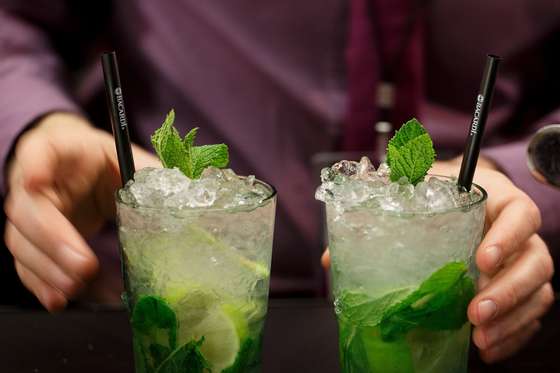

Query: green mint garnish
left=337, top=288, right=413, bottom=328
left=338, top=308, right=414, bottom=372
left=379, top=261, right=475, bottom=340
left=337, top=261, right=475, bottom=342
left=386, top=118, right=436, bottom=185
left=156, top=338, right=210, bottom=373
left=151, top=109, right=229, bottom=179
left=132, top=296, right=178, bottom=370
left=132, top=296, right=211, bottom=373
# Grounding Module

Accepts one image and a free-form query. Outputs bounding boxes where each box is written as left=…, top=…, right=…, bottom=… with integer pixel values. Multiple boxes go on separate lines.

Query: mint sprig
left=379, top=261, right=475, bottom=340
left=386, top=118, right=436, bottom=185
left=337, top=261, right=475, bottom=342
left=151, top=109, right=229, bottom=179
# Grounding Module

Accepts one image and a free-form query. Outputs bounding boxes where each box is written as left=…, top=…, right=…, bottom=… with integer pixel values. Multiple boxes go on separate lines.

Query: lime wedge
left=170, top=286, right=219, bottom=328
left=184, top=224, right=269, bottom=279
left=177, top=304, right=248, bottom=372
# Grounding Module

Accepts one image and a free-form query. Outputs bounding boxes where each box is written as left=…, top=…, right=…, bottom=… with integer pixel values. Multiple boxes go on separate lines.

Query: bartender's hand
left=3, top=112, right=160, bottom=311
left=321, top=156, right=554, bottom=363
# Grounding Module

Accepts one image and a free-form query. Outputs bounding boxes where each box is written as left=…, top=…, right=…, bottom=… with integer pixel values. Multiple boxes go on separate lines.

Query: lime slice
left=184, top=224, right=269, bottom=279
left=164, top=284, right=220, bottom=328
left=360, top=327, right=414, bottom=373
left=177, top=304, right=248, bottom=372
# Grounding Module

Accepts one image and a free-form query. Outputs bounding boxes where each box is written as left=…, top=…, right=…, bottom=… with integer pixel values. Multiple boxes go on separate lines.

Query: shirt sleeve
left=482, top=108, right=560, bottom=245
left=0, top=8, right=81, bottom=195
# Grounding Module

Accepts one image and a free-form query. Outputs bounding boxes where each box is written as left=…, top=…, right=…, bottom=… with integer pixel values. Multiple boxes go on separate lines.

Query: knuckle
left=540, top=283, right=555, bottom=312
left=526, top=200, right=542, bottom=231
left=536, top=247, right=554, bottom=281
left=74, top=254, right=99, bottom=282
left=500, top=283, right=520, bottom=311
left=58, top=277, right=82, bottom=299
left=3, top=193, right=16, bottom=221
left=472, top=327, right=488, bottom=349
left=3, top=225, right=15, bottom=251
left=42, top=289, right=67, bottom=312
left=13, top=260, right=26, bottom=282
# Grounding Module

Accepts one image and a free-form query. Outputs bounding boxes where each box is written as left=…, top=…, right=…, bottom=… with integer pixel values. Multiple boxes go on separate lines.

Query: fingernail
left=477, top=300, right=497, bottom=324
left=473, top=328, right=489, bottom=349
left=484, top=246, right=502, bottom=269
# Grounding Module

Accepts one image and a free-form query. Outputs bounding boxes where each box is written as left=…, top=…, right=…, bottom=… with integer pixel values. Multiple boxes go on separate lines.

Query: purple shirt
left=0, top=0, right=559, bottom=301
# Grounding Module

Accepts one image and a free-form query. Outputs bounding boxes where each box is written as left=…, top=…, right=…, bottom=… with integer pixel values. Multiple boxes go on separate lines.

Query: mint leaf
left=337, top=288, right=413, bottom=327
left=151, top=110, right=191, bottom=176
left=151, top=110, right=229, bottom=179
left=183, top=127, right=198, bottom=150
left=339, top=322, right=372, bottom=372
left=156, top=338, right=210, bottom=373
left=191, top=144, right=229, bottom=179
left=132, top=295, right=178, bottom=370
left=379, top=262, right=475, bottom=341
left=387, top=118, right=436, bottom=185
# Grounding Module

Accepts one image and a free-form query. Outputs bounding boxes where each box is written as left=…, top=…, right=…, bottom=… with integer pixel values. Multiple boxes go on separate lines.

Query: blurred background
left=0, top=0, right=559, bottom=330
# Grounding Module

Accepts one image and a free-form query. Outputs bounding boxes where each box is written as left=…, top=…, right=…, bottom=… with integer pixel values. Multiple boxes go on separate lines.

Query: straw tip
left=101, top=51, right=117, bottom=62
left=487, top=54, right=503, bottom=61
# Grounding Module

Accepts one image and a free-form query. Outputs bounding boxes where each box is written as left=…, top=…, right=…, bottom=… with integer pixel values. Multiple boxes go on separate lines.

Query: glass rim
left=323, top=174, right=488, bottom=216
left=116, top=175, right=277, bottom=214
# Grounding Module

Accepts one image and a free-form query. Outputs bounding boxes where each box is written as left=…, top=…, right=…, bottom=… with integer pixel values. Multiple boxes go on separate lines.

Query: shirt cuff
left=0, top=76, right=80, bottom=196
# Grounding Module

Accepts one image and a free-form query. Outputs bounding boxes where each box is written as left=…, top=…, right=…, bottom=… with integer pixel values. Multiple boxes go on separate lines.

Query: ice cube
left=376, top=162, right=390, bottom=180
left=357, top=156, right=377, bottom=181
left=320, top=167, right=336, bottom=183
left=120, top=167, right=272, bottom=210
left=420, top=177, right=460, bottom=210
left=125, top=167, right=191, bottom=207
left=332, top=160, right=359, bottom=178
left=378, top=181, right=414, bottom=211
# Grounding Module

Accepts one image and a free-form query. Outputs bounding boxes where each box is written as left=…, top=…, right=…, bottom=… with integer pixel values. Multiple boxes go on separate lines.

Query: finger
left=5, top=190, right=99, bottom=283
left=13, top=128, right=71, bottom=191
left=477, top=197, right=541, bottom=274
left=132, top=143, right=162, bottom=169
left=15, top=260, right=67, bottom=312
left=478, top=272, right=491, bottom=291
left=321, top=249, right=330, bottom=269
left=472, top=282, right=554, bottom=349
left=95, top=140, right=161, bottom=220
left=478, top=320, right=541, bottom=363
left=5, top=222, right=84, bottom=298
left=468, top=235, right=553, bottom=325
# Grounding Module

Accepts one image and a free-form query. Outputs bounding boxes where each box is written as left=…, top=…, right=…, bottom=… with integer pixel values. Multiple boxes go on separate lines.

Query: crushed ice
left=119, top=167, right=271, bottom=209
left=315, top=156, right=480, bottom=213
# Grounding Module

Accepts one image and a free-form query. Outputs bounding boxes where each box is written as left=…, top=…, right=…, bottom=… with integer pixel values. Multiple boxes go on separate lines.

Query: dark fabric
left=0, top=1, right=559, bottom=302
left=343, top=0, right=424, bottom=151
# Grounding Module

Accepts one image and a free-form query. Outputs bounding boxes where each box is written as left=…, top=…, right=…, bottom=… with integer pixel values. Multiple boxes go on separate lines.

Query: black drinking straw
left=101, top=51, right=135, bottom=186
left=457, top=54, right=502, bottom=191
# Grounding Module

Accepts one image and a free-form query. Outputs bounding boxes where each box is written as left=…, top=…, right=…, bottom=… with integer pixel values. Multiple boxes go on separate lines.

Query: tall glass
left=324, top=176, right=486, bottom=373
left=116, top=179, right=276, bottom=373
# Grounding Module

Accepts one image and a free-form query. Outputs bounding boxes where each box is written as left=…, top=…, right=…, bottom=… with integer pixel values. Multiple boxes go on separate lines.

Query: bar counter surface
left=1, top=298, right=557, bottom=373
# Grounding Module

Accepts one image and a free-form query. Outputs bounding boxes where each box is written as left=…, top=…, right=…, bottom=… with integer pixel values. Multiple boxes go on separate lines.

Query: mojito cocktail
left=116, top=110, right=276, bottom=373
left=316, top=120, right=487, bottom=373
